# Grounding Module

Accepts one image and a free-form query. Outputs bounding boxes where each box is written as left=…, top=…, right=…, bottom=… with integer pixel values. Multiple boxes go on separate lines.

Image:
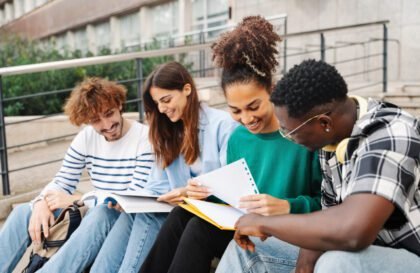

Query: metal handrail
left=285, top=20, right=389, bottom=38
left=0, top=19, right=390, bottom=196
left=0, top=20, right=388, bottom=77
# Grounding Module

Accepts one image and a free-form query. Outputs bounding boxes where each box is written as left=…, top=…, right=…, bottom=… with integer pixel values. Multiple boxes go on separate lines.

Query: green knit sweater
left=227, top=126, right=322, bottom=213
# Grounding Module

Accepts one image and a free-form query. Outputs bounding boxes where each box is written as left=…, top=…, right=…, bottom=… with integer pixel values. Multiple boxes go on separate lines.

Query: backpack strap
left=43, top=203, right=83, bottom=249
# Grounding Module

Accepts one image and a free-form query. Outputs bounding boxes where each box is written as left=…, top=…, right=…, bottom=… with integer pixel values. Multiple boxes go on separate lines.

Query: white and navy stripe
left=40, top=121, right=154, bottom=196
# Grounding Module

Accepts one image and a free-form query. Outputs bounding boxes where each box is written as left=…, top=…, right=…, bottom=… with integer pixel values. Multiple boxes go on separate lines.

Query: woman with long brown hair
left=90, top=61, right=237, bottom=273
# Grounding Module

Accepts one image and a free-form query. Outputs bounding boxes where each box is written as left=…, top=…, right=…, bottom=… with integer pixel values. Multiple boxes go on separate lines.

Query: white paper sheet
left=194, top=158, right=259, bottom=212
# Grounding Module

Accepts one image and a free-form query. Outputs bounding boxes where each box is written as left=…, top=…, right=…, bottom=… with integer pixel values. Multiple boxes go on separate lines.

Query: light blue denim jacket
left=145, top=104, right=238, bottom=194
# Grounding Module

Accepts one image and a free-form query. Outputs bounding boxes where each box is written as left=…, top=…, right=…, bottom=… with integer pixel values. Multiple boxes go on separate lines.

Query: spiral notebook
left=180, top=159, right=259, bottom=230
left=194, top=158, right=259, bottom=212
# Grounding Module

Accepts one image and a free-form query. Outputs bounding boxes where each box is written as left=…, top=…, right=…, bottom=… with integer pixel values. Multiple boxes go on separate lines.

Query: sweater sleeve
left=286, top=151, right=322, bottom=213
left=30, top=130, right=87, bottom=209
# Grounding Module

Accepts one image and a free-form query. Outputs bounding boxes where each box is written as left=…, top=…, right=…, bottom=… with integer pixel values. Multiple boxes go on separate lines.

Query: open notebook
left=180, top=158, right=258, bottom=230
left=82, top=189, right=174, bottom=213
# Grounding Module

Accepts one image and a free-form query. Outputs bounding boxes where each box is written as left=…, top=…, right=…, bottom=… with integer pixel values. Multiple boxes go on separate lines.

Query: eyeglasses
left=279, top=111, right=331, bottom=140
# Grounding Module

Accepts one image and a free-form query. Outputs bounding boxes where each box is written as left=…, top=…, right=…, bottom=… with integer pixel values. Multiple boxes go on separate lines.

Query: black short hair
left=270, top=59, right=348, bottom=118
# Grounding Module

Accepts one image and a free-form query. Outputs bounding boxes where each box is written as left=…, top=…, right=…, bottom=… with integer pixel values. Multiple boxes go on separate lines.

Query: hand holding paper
left=180, top=159, right=260, bottom=230
left=239, top=194, right=290, bottom=216
left=157, top=187, right=188, bottom=205
left=185, top=179, right=211, bottom=199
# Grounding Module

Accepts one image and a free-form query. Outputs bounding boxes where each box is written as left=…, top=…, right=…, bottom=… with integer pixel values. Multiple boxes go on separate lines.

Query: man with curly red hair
left=0, top=77, right=158, bottom=273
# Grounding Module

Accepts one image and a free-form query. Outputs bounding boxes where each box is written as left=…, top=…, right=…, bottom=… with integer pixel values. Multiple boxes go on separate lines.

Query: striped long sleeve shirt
left=39, top=121, right=154, bottom=196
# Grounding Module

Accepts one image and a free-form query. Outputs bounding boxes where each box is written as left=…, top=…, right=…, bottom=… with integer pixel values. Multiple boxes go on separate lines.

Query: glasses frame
left=279, top=111, right=331, bottom=140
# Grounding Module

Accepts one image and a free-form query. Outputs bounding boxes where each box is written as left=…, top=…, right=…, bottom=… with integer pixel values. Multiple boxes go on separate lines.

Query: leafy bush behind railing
left=0, top=34, right=189, bottom=116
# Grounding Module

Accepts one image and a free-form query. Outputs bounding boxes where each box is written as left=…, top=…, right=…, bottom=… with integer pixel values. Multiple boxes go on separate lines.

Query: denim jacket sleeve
left=142, top=162, right=172, bottom=195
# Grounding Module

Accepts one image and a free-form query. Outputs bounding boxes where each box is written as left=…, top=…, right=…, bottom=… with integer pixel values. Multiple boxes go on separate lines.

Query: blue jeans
left=217, top=237, right=420, bottom=273
left=216, top=237, right=299, bottom=273
left=90, top=212, right=168, bottom=273
left=0, top=203, right=32, bottom=273
left=314, top=245, right=420, bottom=273
left=37, top=204, right=120, bottom=273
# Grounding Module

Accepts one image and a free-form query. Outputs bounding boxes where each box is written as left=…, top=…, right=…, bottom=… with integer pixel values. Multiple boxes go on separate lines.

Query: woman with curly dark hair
left=140, top=16, right=322, bottom=273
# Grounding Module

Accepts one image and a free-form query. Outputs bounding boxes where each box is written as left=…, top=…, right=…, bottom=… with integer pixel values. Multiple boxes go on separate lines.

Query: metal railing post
left=136, top=58, right=144, bottom=122
left=0, top=76, right=10, bottom=195
left=320, top=33, right=326, bottom=61
left=383, top=24, right=388, bottom=93
left=283, top=17, right=288, bottom=73
left=199, top=31, right=205, bottom=77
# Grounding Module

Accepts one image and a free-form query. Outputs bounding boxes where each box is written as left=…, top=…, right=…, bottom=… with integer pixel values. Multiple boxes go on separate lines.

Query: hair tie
left=242, top=53, right=267, bottom=77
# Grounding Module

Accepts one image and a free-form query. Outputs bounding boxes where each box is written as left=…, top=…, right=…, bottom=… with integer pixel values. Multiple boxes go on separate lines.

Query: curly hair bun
left=212, top=15, right=282, bottom=77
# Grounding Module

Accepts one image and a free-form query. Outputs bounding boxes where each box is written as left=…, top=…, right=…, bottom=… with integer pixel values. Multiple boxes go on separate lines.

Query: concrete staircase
left=379, top=84, right=420, bottom=116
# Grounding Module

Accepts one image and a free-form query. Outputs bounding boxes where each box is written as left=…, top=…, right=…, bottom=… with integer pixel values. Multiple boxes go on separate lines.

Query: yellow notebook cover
left=180, top=198, right=244, bottom=231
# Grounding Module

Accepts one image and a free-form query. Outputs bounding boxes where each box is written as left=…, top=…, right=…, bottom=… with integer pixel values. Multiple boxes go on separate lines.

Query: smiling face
left=89, top=105, right=124, bottom=141
left=149, top=84, right=191, bottom=123
left=225, top=81, right=278, bottom=134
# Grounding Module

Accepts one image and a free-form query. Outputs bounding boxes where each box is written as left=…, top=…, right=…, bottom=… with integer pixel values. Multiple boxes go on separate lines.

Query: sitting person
left=139, top=16, right=322, bottom=273
left=216, top=59, right=420, bottom=273
left=87, top=61, right=238, bottom=273
left=0, top=77, right=155, bottom=273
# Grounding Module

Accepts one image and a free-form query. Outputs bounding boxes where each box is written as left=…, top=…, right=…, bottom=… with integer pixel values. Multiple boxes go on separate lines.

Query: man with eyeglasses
left=215, top=59, right=420, bottom=273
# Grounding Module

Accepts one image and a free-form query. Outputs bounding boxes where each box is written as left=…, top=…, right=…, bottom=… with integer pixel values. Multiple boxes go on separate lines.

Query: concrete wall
left=232, top=0, right=420, bottom=81
left=2, top=0, right=168, bottom=38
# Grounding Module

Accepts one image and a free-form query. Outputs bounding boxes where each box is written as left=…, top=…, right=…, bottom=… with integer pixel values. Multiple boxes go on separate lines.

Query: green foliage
left=0, top=34, right=189, bottom=116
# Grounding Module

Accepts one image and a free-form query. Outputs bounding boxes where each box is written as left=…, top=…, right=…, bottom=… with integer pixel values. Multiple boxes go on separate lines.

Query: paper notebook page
left=116, top=196, right=174, bottom=213
left=186, top=199, right=244, bottom=230
left=112, top=189, right=159, bottom=198
left=194, top=159, right=258, bottom=211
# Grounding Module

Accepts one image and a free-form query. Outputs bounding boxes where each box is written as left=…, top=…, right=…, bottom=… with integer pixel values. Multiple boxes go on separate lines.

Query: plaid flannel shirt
left=320, top=99, right=420, bottom=256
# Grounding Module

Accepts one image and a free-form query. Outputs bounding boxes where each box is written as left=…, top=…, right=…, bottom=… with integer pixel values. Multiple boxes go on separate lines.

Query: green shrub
left=0, top=34, right=189, bottom=116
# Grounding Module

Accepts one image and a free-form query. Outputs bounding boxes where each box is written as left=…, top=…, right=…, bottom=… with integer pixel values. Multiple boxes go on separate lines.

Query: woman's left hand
left=238, top=194, right=290, bottom=216
left=157, top=187, right=188, bottom=205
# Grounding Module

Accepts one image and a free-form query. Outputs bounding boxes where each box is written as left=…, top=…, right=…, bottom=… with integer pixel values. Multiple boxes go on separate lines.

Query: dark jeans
left=139, top=206, right=234, bottom=273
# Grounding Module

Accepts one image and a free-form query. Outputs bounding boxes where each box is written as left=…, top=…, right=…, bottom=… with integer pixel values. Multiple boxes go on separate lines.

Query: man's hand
left=28, top=199, right=54, bottom=244
left=239, top=194, right=290, bottom=216
left=44, top=190, right=80, bottom=210
left=185, top=179, right=211, bottom=200
left=295, top=248, right=323, bottom=273
left=107, top=202, right=124, bottom=212
left=234, top=213, right=269, bottom=252
left=157, top=187, right=188, bottom=205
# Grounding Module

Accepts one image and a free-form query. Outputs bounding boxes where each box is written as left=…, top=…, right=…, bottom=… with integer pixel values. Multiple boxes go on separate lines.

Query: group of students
left=1, top=15, right=420, bottom=273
